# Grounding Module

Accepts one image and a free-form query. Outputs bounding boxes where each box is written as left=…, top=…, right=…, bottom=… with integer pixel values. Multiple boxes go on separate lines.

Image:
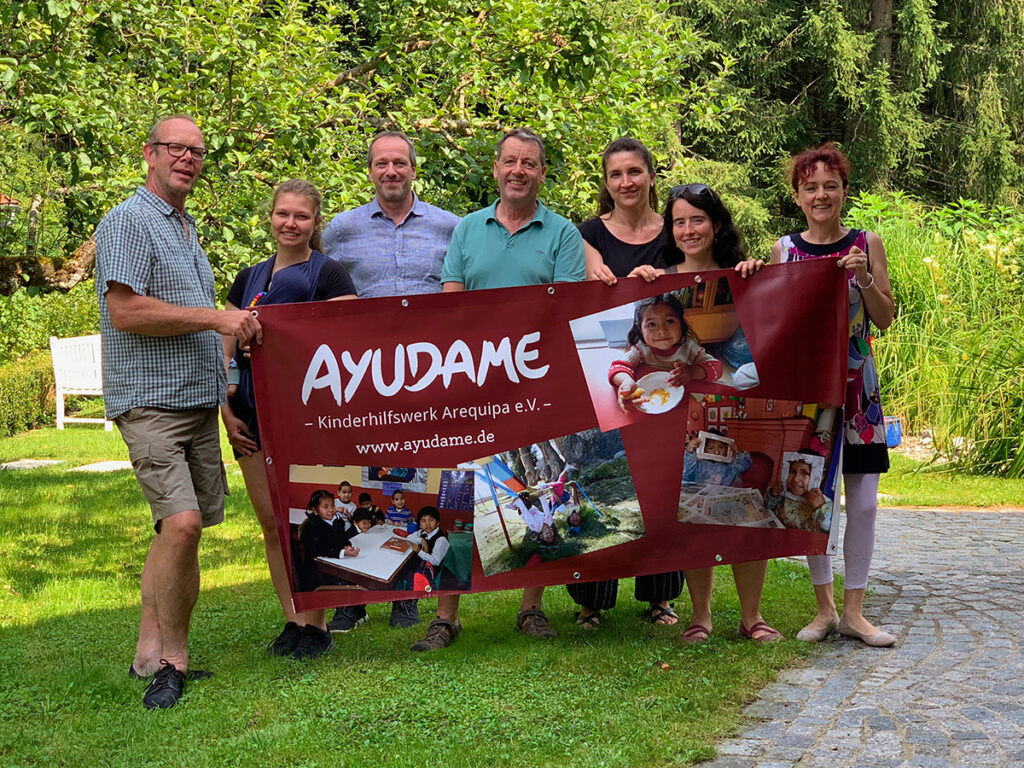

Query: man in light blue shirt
left=323, top=132, right=458, bottom=634
left=322, top=132, right=460, bottom=298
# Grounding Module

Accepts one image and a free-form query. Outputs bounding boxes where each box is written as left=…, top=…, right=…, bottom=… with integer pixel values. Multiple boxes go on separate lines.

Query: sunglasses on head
left=670, top=183, right=713, bottom=198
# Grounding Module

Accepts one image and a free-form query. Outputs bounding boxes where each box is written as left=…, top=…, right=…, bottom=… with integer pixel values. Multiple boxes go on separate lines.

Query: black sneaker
left=142, top=660, right=185, bottom=710
left=292, top=625, right=335, bottom=660
left=389, top=599, right=421, bottom=628
left=327, top=606, right=368, bottom=634
left=130, top=664, right=213, bottom=681
left=268, top=621, right=303, bottom=656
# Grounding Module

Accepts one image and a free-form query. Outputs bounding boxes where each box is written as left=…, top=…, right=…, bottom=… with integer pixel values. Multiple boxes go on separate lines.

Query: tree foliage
left=1, top=0, right=730, bottom=291
left=1, top=0, right=1023, bottom=289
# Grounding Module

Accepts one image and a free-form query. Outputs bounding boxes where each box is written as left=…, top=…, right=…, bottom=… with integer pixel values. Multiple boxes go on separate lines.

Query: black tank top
left=578, top=218, right=666, bottom=278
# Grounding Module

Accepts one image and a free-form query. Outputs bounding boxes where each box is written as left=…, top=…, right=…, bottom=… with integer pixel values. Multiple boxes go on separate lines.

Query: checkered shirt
left=95, top=186, right=226, bottom=418
left=321, top=194, right=460, bottom=297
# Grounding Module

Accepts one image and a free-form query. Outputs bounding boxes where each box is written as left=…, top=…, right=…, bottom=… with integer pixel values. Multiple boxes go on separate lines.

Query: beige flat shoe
left=795, top=616, right=839, bottom=642
left=838, top=617, right=895, bottom=647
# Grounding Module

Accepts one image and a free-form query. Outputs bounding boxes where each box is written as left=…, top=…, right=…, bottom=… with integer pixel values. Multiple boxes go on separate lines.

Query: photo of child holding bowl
left=607, top=293, right=722, bottom=413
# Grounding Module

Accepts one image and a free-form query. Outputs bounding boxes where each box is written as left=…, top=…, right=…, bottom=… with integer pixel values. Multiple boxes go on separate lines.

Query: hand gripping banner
left=250, top=260, right=849, bottom=612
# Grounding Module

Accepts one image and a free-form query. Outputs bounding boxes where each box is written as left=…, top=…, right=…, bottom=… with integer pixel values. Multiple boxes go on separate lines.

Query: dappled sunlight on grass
left=0, top=424, right=859, bottom=767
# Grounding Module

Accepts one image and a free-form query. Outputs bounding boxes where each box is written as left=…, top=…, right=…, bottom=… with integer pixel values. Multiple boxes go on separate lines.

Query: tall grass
left=846, top=193, right=1024, bottom=475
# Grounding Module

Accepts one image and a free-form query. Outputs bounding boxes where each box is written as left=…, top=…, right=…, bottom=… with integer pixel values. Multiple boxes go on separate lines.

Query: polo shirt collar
left=134, top=185, right=195, bottom=223
left=485, top=199, right=547, bottom=229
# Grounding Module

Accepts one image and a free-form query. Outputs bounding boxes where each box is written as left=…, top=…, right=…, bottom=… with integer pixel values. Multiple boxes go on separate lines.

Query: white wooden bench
left=49, top=334, right=113, bottom=430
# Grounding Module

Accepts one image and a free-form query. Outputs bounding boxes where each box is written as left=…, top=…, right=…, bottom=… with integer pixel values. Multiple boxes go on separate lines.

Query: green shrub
left=0, top=280, right=99, bottom=366
left=846, top=192, right=1024, bottom=475
left=0, top=351, right=54, bottom=437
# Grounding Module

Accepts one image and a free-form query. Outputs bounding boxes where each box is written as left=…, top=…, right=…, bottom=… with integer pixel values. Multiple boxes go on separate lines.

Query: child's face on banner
left=418, top=514, right=439, bottom=534
left=338, top=485, right=351, bottom=502
left=787, top=461, right=812, bottom=497
left=392, top=492, right=405, bottom=508
left=705, top=438, right=730, bottom=458
left=355, top=518, right=373, bottom=533
left=314, top=498, right=335, bottom=520
left=640, top=304, right=682, bottom=351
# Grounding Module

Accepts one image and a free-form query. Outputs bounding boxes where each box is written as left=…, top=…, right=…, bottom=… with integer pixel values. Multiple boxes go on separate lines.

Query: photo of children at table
left=297, top=490, right=359, bottom=591
left=357, top=492, right=386, bottom=526
left=403, top=506, right=450, bottom=590
left=608, top=293, right=723, bottom=413
left=765, top=451, right=832, bottom=533
left=385, top=489, right=414, bottom=527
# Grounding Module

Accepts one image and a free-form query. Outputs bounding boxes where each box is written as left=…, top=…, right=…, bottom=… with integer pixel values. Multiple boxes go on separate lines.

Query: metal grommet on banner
left=401, top=299, right=409, bottom=307
left=714, top=554, right=723, bottom=562
left=250, top=309, right=259, bottom=318
left=694, top=274, right=702, bottom=284
left=572, top=571, right=581, bottom=580
left=265, top=456, right=273, bottom=465
left=547, top=286, right=555, bottom=295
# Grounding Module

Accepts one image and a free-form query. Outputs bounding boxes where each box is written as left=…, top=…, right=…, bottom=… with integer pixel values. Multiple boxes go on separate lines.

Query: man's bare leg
left=436, top=594, right=460, bottom=621
left=148, top=509, right=203, bottom=671
left=519, top=586, right=544, bottom=612
left=132, top=542, right=164, bottom=676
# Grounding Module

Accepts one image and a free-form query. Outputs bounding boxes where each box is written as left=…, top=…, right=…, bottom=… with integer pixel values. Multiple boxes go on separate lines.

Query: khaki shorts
left=115, top=407, right=227, bottom=530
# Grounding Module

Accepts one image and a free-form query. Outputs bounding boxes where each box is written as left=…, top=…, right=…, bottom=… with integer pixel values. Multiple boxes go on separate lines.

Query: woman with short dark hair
left=772, top=143, right=896, bottom=647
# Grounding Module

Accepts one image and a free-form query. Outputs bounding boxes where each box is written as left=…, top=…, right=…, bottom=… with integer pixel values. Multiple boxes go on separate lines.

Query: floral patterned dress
left=778, top=229, right=889, bottom=475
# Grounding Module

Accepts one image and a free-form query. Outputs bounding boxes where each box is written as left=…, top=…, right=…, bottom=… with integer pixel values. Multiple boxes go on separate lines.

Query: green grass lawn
left=3, top=426, right=1020, bottom=767
left=879, top=453, right=1024, bottom=508
left=0, top=425, right=823, bottom=768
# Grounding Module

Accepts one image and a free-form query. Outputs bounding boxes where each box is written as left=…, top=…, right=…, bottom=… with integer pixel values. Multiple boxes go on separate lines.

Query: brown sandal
left=739, top=620, right=784, bottom=644
left=410, top=618, right=462, bottom=652
left=680, top=623, right=711, bottom=644
left=516, top=608, right=557, bottom=638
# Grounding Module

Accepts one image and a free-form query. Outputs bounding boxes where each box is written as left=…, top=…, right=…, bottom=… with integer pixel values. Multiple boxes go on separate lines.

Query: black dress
left=567, top=218, right=683, bottom=611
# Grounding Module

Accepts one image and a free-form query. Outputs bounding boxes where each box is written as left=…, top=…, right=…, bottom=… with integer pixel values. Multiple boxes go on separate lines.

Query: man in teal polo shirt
left=411, top=128, right=584, bottom=651
left=440, top=129, right=585, bottom=290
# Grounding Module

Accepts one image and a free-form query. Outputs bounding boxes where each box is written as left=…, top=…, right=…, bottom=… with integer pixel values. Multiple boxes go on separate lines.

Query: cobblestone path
left=703, top=507, right=1024, bottom=768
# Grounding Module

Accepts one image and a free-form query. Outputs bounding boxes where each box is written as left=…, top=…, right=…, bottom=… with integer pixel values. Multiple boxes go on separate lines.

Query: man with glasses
left=95, top=115, right=261, bottom=709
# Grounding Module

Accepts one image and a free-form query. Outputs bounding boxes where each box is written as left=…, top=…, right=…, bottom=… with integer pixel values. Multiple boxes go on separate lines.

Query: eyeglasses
left=150, top=142, right=208, bottom=161
left=669, top=183, right=712, bottom=198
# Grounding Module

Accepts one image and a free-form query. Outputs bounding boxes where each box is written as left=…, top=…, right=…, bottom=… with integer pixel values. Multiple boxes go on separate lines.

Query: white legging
left=807, top=473, right=878, bottom=590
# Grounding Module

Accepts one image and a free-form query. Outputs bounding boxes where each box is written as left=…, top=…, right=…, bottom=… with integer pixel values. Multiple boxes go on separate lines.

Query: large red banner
left=251, top=260, right=848, bottom=612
